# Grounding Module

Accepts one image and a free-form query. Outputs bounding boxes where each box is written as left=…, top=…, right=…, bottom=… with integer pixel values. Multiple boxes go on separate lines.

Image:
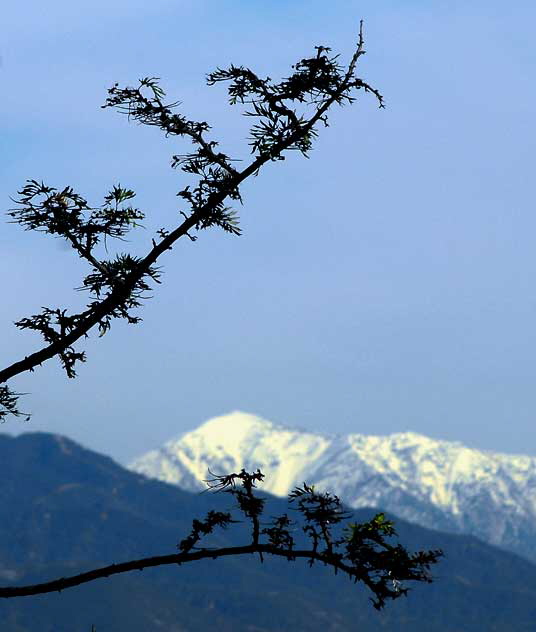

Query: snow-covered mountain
left=129, top=411, right=536, bottom=562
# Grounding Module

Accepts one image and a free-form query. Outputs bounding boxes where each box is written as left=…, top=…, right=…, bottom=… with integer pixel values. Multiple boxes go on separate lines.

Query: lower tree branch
left=0, top=544, right=383, bottom=600
left=0, top=470, right=442, bottom=610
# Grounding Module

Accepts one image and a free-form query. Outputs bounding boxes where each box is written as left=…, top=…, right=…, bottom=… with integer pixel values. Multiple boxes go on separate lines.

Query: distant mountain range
left=129, top=411, right=536, bottom=563
left=2, top=430, right=536, bottom=631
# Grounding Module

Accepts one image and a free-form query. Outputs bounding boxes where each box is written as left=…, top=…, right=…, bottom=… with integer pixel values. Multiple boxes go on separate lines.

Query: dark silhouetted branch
left=1, top=23, right=383, bottom=420
left=0, top=470, right=442, bottom=611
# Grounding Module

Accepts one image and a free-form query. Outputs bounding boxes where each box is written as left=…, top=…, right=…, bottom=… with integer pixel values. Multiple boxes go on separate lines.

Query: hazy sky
left=2, top=0, right=535, bottom=463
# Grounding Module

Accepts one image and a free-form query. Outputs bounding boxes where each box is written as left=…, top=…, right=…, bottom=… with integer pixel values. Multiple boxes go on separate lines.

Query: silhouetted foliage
left=1, top=22, right=443, bottom=614
left=201, top=470, right=442, bottom=609
left=1, top=22, right=383, bottom=420
left=0, top=468, right=442, bottom=610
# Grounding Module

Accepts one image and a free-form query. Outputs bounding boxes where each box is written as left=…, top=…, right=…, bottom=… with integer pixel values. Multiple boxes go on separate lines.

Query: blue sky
left=1, top=0, right=535, bottom=463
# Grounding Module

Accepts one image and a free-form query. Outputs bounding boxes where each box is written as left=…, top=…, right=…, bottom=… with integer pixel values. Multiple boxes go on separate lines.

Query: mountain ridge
left=129, top=411, right=536, bottom=562
left=3, top=429, right=536, bottom=630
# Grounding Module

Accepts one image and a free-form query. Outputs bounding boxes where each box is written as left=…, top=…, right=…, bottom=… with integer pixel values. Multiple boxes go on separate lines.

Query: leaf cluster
left=204, top=468, right=267, bottom=545
left=0, top=386, right=29, bottom=423
left=102, top=77, right=242, bottom=237
left=8, top=180, right=143, bottom=249
left=206, top=34, right=383, bottom=161
left=178, top=510, right=236, bottom=554
left=182, top=470, right=443, bottom=610
left=6, top=180, right=154, bottom=372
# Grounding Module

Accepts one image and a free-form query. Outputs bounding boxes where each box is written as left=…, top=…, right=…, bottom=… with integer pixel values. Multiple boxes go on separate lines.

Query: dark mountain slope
left=1, top=432, right=536, bottom=631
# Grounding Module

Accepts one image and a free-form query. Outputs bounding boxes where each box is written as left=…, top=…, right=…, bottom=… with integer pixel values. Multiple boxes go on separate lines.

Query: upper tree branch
left=1, top=24, right=384, bottom=411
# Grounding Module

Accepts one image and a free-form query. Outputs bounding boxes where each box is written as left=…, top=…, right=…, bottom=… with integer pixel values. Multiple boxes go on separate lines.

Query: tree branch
left=0, top=544, right=407, bottom=601
left=1, top=23, right=384, bottom=416
left=0, top=470, right=442, bottom=610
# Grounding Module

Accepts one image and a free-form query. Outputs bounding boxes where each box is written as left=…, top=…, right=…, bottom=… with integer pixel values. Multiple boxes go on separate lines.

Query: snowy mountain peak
left=136, top=411, right=332, bottom=497
left=191, top=410, right=330, bottom=443
left=196, top=411, right=275, bottom=436
left=129, top=411, right=536, bottom=562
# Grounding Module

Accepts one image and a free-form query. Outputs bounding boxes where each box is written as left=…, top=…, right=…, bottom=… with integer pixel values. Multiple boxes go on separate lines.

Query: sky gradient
left=1, top=0, right=535, bottom=463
